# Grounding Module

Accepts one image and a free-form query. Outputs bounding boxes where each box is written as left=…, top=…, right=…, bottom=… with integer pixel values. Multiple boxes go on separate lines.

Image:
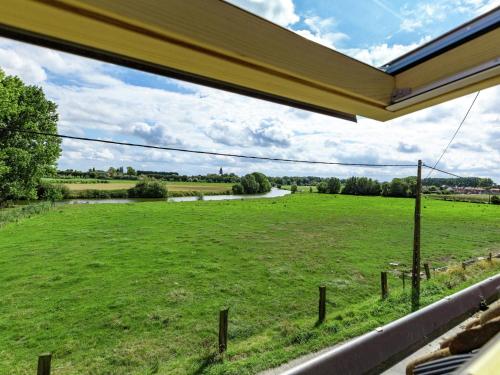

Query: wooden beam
left=395, top=29, right=500, bottom=90
left=0, top=0, right=497, bottom=121
left=0, top=0, right=394, bottom=120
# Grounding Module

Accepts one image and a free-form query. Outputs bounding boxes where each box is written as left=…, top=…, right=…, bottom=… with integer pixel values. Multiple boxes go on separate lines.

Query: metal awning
left=0, top=1, right=498, bottom=121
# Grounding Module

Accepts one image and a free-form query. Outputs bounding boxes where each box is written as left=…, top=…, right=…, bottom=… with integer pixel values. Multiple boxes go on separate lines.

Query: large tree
left=0, top=69, right=61, bottom=203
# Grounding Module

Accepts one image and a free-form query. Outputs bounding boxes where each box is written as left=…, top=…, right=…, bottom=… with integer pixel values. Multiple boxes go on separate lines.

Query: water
left=58, top=188, right=291, bottom=205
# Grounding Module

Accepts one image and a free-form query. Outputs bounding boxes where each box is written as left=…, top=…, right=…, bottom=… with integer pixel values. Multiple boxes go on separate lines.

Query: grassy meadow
left=281, top=185, right=317, bottom=192
left=46, top=179, right=233, bottom=194
left=427, top=193, right=494, bottom=204
left=0, top=194, right=499, bottom=374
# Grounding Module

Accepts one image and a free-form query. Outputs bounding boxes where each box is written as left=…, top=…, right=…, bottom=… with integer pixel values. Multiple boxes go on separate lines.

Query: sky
left=0, top=0, right=499, bottom=182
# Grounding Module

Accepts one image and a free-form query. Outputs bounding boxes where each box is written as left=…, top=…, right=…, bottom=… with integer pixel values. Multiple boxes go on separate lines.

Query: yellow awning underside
left=1, top=0, right=499, bottom=121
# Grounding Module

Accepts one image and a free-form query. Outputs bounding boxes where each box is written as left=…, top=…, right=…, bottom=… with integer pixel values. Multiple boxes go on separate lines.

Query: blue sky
left=292, top=0, right=486, bottom=48
left=0, top=0, right=499, bottom=181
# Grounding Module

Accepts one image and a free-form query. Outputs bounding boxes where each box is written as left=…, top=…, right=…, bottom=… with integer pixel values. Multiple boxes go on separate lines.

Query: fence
left=33, top=252, right=499, bottom=374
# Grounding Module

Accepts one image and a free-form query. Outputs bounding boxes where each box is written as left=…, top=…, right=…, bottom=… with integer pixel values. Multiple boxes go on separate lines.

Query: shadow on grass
left=193, top=352, right=223, bottom=375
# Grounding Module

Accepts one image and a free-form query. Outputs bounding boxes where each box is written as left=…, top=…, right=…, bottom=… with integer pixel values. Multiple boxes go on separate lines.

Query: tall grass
left=66, top=189, right=129, bottom=199
left=0, top=202, right=53, bottom=228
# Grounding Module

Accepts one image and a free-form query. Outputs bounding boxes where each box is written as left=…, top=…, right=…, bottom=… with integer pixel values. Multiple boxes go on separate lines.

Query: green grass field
left=53, top=180, right=233, bottom=194
left=426, top=193, right=494, bottom=204
left=0, top=195, right=499, bottom=374
left=281, top=185, right=317, bottom=192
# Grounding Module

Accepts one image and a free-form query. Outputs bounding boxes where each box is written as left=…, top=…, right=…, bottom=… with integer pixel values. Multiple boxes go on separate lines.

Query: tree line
left=310, top=176, right=418, bottom=197
left=56, top=168, right=241, bottom=183
left=422, top=177, right=494, bottom=188
left=56, top=169, right=498, bottom=190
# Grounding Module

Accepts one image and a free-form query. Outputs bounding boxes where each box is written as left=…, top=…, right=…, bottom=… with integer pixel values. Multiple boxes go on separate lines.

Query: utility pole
left=411, top=160, right=422, bottom=311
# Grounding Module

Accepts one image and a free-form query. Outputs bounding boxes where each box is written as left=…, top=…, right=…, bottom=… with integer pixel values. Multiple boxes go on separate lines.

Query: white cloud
left=342, top=36, right=431, bottom=67
left=0, top=47, right=47, bottom=84
left=457, top=0, right=500, bottom=14
left=400, top=2, right=447, bottom=32
left=399, top=0, right=498, bottom=32
left=0, top=37, right=121, bottom=87
left=400, top=19, right=423, bottom=32
left=225, top=0, right=299, bottom=27
left=294, top=16, right=349, bottom=49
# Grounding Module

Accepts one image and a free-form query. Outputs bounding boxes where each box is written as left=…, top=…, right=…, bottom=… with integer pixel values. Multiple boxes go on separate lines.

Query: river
left=57, top=188, right=291, bottom=205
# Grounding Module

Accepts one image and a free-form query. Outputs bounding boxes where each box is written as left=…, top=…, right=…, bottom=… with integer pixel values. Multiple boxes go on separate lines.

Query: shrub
left=37, top=183, right=70, bottom=201
left=251, top=172, right=272, bottom=193
left=69, top=189, right=128, bottom=199
left=128, top=181, right=168, bottom=198
left=232, top=183, right=244, bottom=194
left=239, top=172, right=271, bottom=194
left=317, top=181, right=328, bottom=194
left=381, top=178, right=415, bottom=197
left=317, top=178, right=340, bottom=194
left=326, top=177, right=341, bottom=194
left=241, top=174, right=259, bottom=194
left=491, top=195, right=500, bottom=205
left=342, top=177, right=380, bottom=196
left=291, top=184, right=298, bottom=193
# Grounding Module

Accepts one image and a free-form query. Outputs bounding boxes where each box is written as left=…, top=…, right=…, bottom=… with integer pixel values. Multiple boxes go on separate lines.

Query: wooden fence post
left=219, top=308, right=229, bottom=354
left=424, top=263, right=431, bottom=280
left=402, top=271, right=406, bottom=290
left=488, top=252, right=492, bottom=262
left=318, top=286, right=326, bottom=323
left=381, top=272, right=388, bottom=299
left=37, top=353, right=52, bottom=375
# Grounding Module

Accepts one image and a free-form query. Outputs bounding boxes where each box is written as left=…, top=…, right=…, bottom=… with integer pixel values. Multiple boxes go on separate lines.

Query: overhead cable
left=10, top=129, right=419, bottom=168
left=10, top=129, right=465, bottom=178
left=425, top=91, right=480, bottom=178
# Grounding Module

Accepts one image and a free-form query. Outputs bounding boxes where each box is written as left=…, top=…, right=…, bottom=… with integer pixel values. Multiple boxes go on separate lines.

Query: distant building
left=453, top=186, right=488, bottom=194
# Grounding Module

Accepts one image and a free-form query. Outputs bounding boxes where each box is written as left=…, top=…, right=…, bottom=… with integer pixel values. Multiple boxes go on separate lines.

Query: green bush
left=239, top=172, right=272, bottom=194
left=291, top=184, right=298, bottom=193
left=251, top=172, right=272, bottom=193
left=70, top=189, right=128, bottom=199
left=317, top=178, right=341, bottom=194
left=342, top=177, right=380, bottom=196
left=491, top=195, right=500, bottom=205
left=232, top=183, right=244, bottom=194
left=37, top=183, right=70, bottom=201
left=128, top=181, right=168, bottom=198
left=326, top=178, right=341, bottom=194
left=241, top=174, right=259, bottom=194
left=381, top=178, right=418, bottom=198
left=317, top=181, right=328, bottom=194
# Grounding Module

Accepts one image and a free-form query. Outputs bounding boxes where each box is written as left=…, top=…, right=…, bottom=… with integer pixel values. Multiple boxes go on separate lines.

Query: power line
left=422, top=164, right=462, bottom=178
left=10, top=129, right=465, bottom=178
left=425, top=91, right=480, bottom=179
left=10, top=129, right=419, bottom=168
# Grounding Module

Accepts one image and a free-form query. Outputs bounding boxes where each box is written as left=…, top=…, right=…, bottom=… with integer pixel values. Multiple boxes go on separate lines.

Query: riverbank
left=58, top=188, right=290, bottom=204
